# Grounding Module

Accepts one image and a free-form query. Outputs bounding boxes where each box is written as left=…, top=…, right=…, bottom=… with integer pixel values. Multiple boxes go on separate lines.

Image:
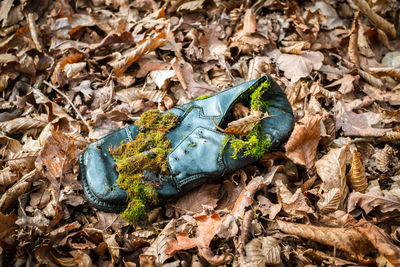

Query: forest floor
left=1, top=0, right=400, bottom=266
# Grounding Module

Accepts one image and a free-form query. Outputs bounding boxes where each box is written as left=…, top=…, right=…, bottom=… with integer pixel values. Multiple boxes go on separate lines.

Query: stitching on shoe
left=125, top=127, right=133, bottom=142
left=167, top=126, right=227, bottom=189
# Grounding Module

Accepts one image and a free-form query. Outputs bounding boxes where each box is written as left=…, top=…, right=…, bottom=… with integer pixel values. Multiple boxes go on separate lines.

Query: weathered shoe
left=80, top=75, right=294, bottom=212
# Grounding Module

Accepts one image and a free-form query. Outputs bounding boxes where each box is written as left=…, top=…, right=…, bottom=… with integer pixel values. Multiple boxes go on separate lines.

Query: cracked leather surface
left=80, top=75, right=295, bottom=211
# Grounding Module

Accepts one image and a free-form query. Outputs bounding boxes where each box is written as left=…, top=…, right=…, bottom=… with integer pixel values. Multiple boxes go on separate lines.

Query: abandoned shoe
left=80, top=75, right=294, bottom=222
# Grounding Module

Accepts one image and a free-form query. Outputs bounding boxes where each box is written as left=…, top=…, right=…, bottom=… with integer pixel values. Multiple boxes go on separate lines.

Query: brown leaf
left=348, top=150, right=368, bottom=193
left=316, top=145, right=350, bottom=213
left=231, top=166, right=280, bottom=218
left=142, top=219, right=175, bottom=265
left=174, top=183, right=220, bottom=214
left=244, top=236, right=281, bottom=266
left=348, top=13, right=359, bottom=68
left=0, top=170, right=34, bottom=212
left=284, top=115, right=321, bottom=170
left=272, top=220, right=374, bottom=258
left=166, top=213, right=222, bottom=255
left=0, top=167, right=19, bottom=187
left=35, top=130, right=81, bottom=184
left=335, top=97, right=390, bottom=137
left=355, top=220, right=400, bottom=266
left=198, top=248, right=233, bottom=265
left=369, top=67, right=400, bottom=79
left=111, top=31, right=169, bottom=76
left=0, top=115, right=47, bottom=134
left=374, top=144, right=394, bottom=173
left=216, top=110, right=264, bottom=136
left=281, top=41, right=311, bottom=55
left=103, top=233, right=120, bottom=264
left=325, top=74, right=356, bottom=94
left=352, top=0, right=396, bottom=39
left=171, top=58, right=218, bottom=99
left=277, top=51, right=324, bottom=82
left=348, top=187, right=400, bottom=214
left=0, top=211, right=16, bottom=241
left=276, top=176, right=314, bottom=217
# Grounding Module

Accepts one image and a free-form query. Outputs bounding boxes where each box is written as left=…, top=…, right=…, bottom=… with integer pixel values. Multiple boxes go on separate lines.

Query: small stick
left=43, top=81, right=92, bottom=131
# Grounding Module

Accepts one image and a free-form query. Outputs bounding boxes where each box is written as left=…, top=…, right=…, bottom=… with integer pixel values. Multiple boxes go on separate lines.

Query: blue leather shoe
left=80, top=75, right=294, bottom=213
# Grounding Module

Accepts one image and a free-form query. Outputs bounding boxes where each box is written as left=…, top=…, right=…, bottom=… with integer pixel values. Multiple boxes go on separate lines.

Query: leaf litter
left=0, top=0, right=400, bottom=266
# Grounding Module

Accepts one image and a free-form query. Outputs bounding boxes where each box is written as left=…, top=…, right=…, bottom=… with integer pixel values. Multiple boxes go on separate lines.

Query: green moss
left=110, top=109, right=179, bottom=224
left=250, top=80, right=271, bottom=112
left=194, top=94, right=212, bottom=100
left=230, top=124, right=271, bottom=159
left=229, top=79, right=272, bottom=159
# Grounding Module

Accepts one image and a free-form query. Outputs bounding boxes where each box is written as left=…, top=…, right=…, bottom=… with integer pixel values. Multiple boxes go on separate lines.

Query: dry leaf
left=277, top=51, right=324, bottom=82
left=348, top=187, right=400, bottom=214
left=216, top=110, right=264, bottom=136
left=352, top=0, right=396, bottom=38
left=0, top=211, right=16, bottom=241
left=198, top=248, right=233, bottom=265
left=0, top=116, right=47, bottom=134
left=335, top=97, right=390, bottom=137
left=0, top=178, right=32, bottom=212
left=285, top=115, right=321, bottom=170
left=273, top=220, right=374, bottom=258
left=275, top=176, right=314, bottom=217
left=348, top=13, right=359, bottom=68
left=166, top=213, right=222, bottom=255
left=348, top=150, right=368, bottom=193
left=231, top=166, right=280, bottom=218
left=316, top=145, right=350, bottom=212
left=174, top=184, right=220, bottom=214
left=374, top=144, right=393, bottom=173
left=0, top=167, right=19, bottom=187
left=35, top=130, right=81, bottom=184
left=244, top=236, right=281, bottom=266
left=325, top=74, right=356, bottom=94
left=356, top=220, right=400, bottom=266
left=112, top=31, right=169, bottom=76
left=142, top=219, right=175, bottom=265
left=103, top=233, right=119, bottom=264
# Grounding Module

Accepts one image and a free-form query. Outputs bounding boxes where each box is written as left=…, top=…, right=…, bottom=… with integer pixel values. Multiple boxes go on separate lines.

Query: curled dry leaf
left=352, top=0, right=396, bottom=38
left=358, top=68, right=384, bottom=88
left=198, top=248, right=233, bottom=265
left=316, top=145, right=350, bottom=212
left=216, top=110, right=264, bottom=136
left=231, top=166, right=280, bottom=218
left=103, top=233, right=119, bottom=264
left=141, top=219, right=175, bottom=265
left=0, top=167, right=19, bottom=187
left=0, top=170, right=33, bottom=212
left=378, top=131, right=400, bottom=142
left=174, top=183, right=220, bottom=214
left=0, top=116, right=47, bottom=134
left=369, top=67, right=400, bottom=79
left=335, top=97, right=390, bottom=137
left=272, top=220, right=374, bottom=258
left=137, top=89, right=167, bottom=103
left=284, top=115, right=321, bottom=170
left=275, top=176, right=314, bottom=217
left=112, top=31, right=169, bottom=76
left=355, top=220, right=400, bottom=266
left=35, top=130, right=81, bottom=183
left=348, top=187, right=400, bottom=214
left=244, top=236, right=281, bottom=266
left=325, top=74, right=356, bottom=94
left=374, top=144, right=393, bottom=173
left=348, top=12, right=359, bottom=68
left=166, top=213, right=222, bottom=255
left=0, top=211, right=16, bottom=241
left=348, top=150, right=367, bottom=193
left=277, top=51, right=324, bottom=82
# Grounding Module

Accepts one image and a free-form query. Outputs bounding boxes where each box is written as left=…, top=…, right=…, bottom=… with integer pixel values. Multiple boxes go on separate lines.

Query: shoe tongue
left=190, top=77, right=266, bottom=124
